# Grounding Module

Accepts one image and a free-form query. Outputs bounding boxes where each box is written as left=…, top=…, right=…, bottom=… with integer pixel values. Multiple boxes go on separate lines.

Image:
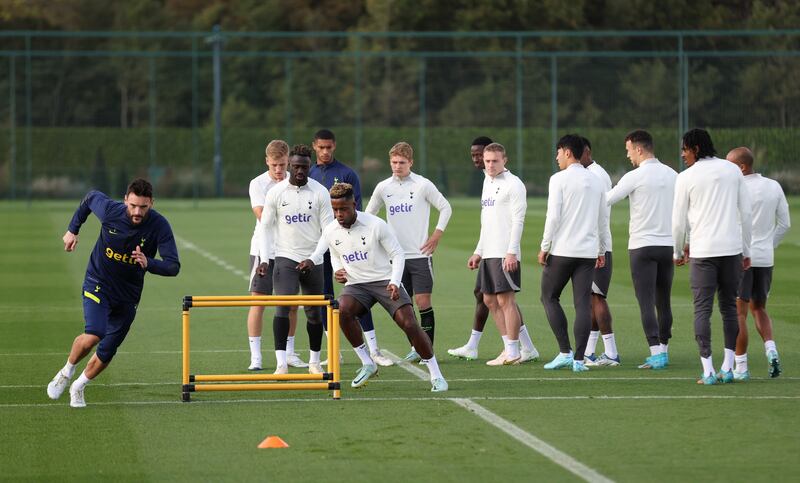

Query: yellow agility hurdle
left=181, top=295, right=341, bottom=402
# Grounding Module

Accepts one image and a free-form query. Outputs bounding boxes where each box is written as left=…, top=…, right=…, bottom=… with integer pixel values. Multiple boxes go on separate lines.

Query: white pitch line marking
left=384, top=351, right=615, bottom=483
left=175, top=235, right=249, bottom=281
left=3, top=394, right=799, bottom=409
left=453, top=397, right=614, bottom=483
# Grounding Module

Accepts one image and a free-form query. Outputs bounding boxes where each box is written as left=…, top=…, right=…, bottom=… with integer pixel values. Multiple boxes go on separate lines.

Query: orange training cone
left=258, top=436, right=289, bottom=449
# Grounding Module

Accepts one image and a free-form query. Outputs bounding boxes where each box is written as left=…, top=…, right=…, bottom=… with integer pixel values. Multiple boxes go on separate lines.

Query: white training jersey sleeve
left=248, top=172, right=279, bottom=256
left=323, top=211, right=405, bottom=286
left=477, top=170, right=527, bottom=259
left=746, top=174, right=791, bottom=267
left=587, top=161, right=613, bottom=251
left=365, top=181, right=385, bottom=216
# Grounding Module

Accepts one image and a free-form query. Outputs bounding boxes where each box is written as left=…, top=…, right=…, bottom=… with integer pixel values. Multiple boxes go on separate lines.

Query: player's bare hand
left=596, top=255, right=606, bottom=269
left=420, top=229, right=443, bottom=256
left=386, top=283, right=400, bottom=301
left=742, top=257, right=751, bottom=271
left=467, top=254, right=481, bottom=270
left=334, top=269, right=348, bottom=284
left=63, top=231, right=78, bottom=252
left=295, top=259, right=314, bottom=274
left=538, top=251, right=549, bottom=266
left=131, top=245, right=148, bottom=269
left=256, top=261, right=270, bottom=277
left=503, top=253, right=519, bottom=272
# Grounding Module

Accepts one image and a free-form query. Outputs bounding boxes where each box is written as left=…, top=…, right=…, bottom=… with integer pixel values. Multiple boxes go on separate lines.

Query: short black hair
left=313, top=129, right=336, bottom=142
left=625, top=130, right=654, bottom=152
left=471, top=136, right=493, bottom=147
left=682, top=128, right=716, bottom=158
left=580, top=137, right=592, bottom=151
left=329, top=182, right=355, bottom=200
left=126, top=178, right=153, bottom=198
left=290, top=144, right=313, bottom=158
left=556, top=134, right=585, bottom=159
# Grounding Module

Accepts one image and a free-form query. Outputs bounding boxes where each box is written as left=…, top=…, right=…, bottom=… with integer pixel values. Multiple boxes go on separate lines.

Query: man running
left=47, top=179, right=180, bottom=407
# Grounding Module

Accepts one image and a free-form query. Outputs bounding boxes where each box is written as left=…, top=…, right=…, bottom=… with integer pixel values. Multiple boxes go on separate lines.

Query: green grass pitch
left=1, top=197, right=799, bottom=482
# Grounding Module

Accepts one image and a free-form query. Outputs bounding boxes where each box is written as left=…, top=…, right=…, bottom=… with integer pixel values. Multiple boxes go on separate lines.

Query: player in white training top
left=244, top=140, right=303, bottom=371
left=258, top=144, right=335, bottom=376
left=467, top=143, right=538, bottom=365
left=299, top=183, right=448, bottom=391
left=726, top=147, right=790, bottom=381
left=579, top=137, right=620, bottom=367
left=366, top=142, right=452, bottom=362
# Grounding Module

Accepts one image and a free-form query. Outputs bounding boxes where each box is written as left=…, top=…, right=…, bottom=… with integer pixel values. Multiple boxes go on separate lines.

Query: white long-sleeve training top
left=365, top=171, right=452, bottom=259
left=259, top=178, right=334, bottom=263
left=541, top=163, right=610, bottom=258
left=606, top=158, right=677, bottom=250
left=248, top=172, right=280, bottom=256
left=310, top=211, right=405, bottom=287
left=672, top=156, right=752, bottom=259
left=744, top=173, right=791, bottom=267
left=586, top=161, right=613, bottom=252
left=474, top=169, right=527, bottom=259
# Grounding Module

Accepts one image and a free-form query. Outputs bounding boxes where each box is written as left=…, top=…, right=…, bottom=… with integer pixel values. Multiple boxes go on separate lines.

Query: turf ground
left=1, top=197, right=799, bottom=482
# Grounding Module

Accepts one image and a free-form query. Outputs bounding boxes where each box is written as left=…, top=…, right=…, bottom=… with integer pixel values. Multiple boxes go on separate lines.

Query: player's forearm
left=147, top=257, right=181, bottom=276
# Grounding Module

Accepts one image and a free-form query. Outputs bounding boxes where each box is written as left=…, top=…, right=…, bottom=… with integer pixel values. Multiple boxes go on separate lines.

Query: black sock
left=420, top=307, right=435, bottom=345
left=273, top=316, right=290, bottom=350
left=307, top=321, right=323, bottom=352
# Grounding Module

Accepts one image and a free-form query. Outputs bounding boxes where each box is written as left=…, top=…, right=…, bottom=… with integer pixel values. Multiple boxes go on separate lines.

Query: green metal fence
left=1, top=29, right=799, bottom=200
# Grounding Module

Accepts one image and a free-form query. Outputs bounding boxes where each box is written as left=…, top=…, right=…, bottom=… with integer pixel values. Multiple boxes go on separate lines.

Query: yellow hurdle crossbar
left=181, top=295, right=341, bottom=402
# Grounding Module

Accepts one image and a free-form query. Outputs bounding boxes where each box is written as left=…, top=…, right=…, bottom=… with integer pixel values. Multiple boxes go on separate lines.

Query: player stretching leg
left=299, top=183, right=447, bottom=391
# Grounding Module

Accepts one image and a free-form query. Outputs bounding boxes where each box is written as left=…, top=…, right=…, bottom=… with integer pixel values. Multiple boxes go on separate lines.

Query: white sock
left=519, top=325, right=535, bottom=352
left=764, top=340, right=777, bottom=355
left=562, top=350, right=574, bottom=358
left=660, top=343, right=669, bottom=354
left=501, top=335, right=509, bottom=345
left=73, top=372, right=91, bottom=391
left=275, top=350, right=287, bottom=367
left=466, top=330, right=483, bottom=350
left=309, top=350, right=320, bottom=364
left=364, top=330, right=379, bottom=353
left=422, top=355, right=443, bottom=380
left=735, top=354, right=748, bottom=373
left=602, top=333, right=618, bottom=359
left=62, top=361, right=77, bottom=379
left=249, top=336, right=262, bottom=362
left=353, top=343, right=374, bottom=366
left=286, top=336, right=295, bottom=355
left=506, top=340, right=520, bottom=359
left=585, top=330, right=600, bottom=356
left=649, top=345, right=660, bottom=356
left=701, top=356, right=715, bottom=377
left=721, top=348, right=735, bottom=372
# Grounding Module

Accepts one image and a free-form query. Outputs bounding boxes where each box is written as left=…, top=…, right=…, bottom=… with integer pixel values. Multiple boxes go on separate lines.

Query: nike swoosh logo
left=281, top=202, right=289, bottom=207
left=386, top=194, right=393, bottom=198
left=335, top=241, right=342, bottom=245
left=108, top=229, right=118, bottom=235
